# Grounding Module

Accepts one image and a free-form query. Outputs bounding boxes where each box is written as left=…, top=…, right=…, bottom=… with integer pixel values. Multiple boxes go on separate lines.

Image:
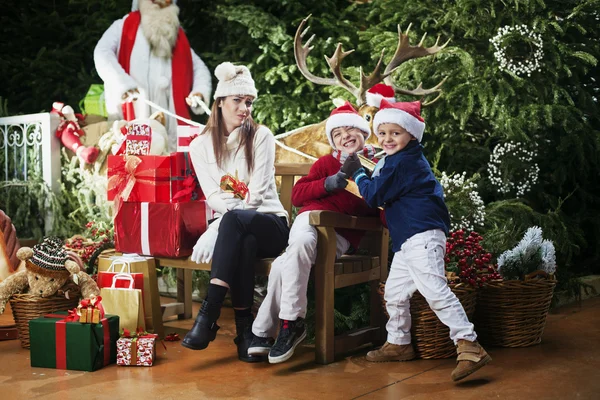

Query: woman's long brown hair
left=201, top=96, right=258, bottom=173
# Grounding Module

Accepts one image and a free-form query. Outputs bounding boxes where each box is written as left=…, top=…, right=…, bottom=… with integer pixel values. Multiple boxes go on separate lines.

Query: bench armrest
left=308, top=210, right=383, bottom=231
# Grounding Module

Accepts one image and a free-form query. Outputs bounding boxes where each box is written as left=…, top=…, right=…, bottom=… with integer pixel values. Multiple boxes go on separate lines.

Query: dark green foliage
left=0, top=0, right=599, bottom=331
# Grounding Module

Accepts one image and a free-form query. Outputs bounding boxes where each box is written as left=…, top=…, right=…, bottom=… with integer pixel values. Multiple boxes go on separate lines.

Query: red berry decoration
left=444, top=229, right=499, bottom=288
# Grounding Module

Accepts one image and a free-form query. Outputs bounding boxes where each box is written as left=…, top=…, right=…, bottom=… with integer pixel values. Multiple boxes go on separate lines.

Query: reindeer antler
left=294, top=15, right=359, bottom=98
left=383, top=24, right=450, bottom=106
left=393, top=77, right=448, bottom=106
left=294, top=16, right=449, bottom=106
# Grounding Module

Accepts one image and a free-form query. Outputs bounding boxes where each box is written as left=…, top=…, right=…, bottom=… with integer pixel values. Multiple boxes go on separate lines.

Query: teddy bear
left=51, top=102, right=100, bottom=164
left=0, top=237, right=100, bottom=315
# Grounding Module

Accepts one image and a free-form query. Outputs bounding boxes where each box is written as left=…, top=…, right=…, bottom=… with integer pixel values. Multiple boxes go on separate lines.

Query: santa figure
left=94, top=0, right=211, bottom=151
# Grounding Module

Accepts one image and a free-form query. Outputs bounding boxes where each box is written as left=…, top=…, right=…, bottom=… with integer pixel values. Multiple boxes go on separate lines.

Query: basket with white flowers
left=475, top=226, right=557, bottom=347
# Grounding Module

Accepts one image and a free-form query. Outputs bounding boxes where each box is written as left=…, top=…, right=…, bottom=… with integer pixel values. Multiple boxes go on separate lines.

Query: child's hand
left=341, top=153, right=362, bottom=177
left=324, top=171, right=348, bottom=192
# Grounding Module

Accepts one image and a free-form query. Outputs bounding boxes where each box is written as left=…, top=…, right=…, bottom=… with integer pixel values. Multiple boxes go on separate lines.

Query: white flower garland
left=440, top=171, right=485, bottom=231
left=490, top=25, right=544, bottom=76
left=488, top=141, right=540, bottom=197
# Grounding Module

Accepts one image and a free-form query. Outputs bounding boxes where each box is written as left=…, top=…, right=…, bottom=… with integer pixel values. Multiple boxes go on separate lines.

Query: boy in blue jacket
left=342, top=99, right=491, bottom=382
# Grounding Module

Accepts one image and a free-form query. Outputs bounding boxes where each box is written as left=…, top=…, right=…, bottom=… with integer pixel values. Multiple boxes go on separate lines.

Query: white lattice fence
left=0, top=112, right=62, bottom=234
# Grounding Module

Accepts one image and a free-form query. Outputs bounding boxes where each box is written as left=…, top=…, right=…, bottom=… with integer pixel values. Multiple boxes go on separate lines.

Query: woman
left=183, top=62, right=290, bottom=363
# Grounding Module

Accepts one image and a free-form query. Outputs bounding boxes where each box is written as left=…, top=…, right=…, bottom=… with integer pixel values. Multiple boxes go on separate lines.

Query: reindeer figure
left=274, top=15, right=449, bottom=163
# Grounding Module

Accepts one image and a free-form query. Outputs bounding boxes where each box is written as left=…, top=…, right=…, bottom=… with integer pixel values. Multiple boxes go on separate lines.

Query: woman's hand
left=219, top=192, right=245, bottom=211
left=191, top=227, right=219, bottom=264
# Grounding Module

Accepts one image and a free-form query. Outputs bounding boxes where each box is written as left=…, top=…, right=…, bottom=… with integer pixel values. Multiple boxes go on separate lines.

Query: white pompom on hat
left=132, top=0, right=177, bottom=11
left=373, top=99, right=425, bottom=142
left=213, top=62, right=258, bottom=100
left=366, top=83, right=396, bottom=108
left=325, top=101, right=371, bottom=148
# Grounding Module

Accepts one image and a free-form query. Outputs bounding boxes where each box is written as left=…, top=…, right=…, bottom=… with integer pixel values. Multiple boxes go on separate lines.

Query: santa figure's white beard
left=139, top=0, right=180, bottom=59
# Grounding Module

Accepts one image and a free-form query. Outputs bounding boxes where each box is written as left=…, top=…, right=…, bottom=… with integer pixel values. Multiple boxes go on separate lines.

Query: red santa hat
left=373, top=99, right=425, bottom=142
left=325, top=101, right=371, bottom=148
left=132, top=0, right=177, bottom=11
left=366, top=84, right=396, bottom=108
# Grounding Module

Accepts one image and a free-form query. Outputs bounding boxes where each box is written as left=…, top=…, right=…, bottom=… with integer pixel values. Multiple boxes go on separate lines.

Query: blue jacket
left=355, top=141, right=450, bottom=252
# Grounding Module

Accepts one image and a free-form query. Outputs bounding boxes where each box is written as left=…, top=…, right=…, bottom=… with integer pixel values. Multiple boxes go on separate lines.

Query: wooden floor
left=0, top=297, right=599, bottom=399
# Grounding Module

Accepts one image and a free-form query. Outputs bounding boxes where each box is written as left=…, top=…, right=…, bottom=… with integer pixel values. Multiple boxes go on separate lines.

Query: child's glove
left=324, top=171, right=348, bottom=192
left=341, top=153, right=362, bottom=177
left=341, top=153, right=366, bottom=181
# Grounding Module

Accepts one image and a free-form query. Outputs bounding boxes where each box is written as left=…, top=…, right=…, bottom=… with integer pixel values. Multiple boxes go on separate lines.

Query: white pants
left=252, top=212, right=350, bottom=338
left=385, top=229, right=476, bottom=345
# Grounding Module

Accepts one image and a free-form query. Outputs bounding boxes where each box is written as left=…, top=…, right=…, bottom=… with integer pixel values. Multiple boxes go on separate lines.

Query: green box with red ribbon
left=29, top=312, right=120, bottom=371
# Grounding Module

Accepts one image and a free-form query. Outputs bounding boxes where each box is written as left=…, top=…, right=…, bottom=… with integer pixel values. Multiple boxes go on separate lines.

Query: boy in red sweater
left=249, top=101, right=379, bottom=363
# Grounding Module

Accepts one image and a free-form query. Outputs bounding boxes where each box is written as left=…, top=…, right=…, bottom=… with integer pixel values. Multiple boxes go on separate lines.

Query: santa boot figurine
left=52, top=102, right=99, bottom=164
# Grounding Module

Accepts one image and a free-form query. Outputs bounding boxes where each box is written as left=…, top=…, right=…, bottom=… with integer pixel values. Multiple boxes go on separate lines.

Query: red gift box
left=107, top=155, right=171, bottom=203
left=114, top=201, right=212, bottom=257
left=176, top=125, right=201, bottom=152
left=170, top=152, right=204, bottom=202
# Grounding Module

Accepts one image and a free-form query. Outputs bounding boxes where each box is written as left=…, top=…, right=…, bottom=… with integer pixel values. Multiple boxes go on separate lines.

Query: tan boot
left=451, top=340, right=492, bottom=382
left=366, top=341, right=415, bottom=362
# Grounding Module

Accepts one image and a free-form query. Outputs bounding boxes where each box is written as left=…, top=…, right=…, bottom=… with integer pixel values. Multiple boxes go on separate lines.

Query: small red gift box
left=176, top=125, right=201, bottom=152
left=114, top=201, right=212, bottom=257
left=107, top=155, right=171, bottom=203
left=170, top=152, right=204, bottom=202
left=117, top=332, right=158, bottom=366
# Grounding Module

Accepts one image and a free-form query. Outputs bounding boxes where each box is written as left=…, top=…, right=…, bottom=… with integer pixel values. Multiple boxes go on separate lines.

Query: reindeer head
left=274, top=15, right=449, bottom=163
left=295, top=14, right=448, bottom=106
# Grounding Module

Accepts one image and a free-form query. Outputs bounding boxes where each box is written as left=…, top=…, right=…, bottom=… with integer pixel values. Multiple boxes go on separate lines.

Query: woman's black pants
left=210, top=210, right=290, bottom=309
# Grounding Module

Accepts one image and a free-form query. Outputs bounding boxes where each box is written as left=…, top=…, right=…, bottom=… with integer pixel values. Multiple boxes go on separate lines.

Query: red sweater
left=292, top=154, right=378, bottom=250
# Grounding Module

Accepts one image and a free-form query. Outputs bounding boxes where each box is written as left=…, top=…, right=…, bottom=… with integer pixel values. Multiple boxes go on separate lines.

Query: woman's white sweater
left=189, top=125, right=288, bottom=228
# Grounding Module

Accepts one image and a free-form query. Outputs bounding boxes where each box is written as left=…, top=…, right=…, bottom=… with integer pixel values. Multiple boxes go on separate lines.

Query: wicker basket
left=9, top=294, right=79, bottom=348
left=474, top=274, right=556, bottom=347
left=378, top=282, right=478, bottom=359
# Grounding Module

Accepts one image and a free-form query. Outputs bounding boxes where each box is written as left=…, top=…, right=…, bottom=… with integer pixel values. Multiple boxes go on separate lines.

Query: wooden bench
left=156, top=163, right=389, bottom=364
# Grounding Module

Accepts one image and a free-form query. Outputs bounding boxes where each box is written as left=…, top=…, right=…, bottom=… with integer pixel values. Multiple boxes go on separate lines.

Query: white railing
left=0, top=112, right=61, bottom=193
left=0, top=112, right=62, bottom=234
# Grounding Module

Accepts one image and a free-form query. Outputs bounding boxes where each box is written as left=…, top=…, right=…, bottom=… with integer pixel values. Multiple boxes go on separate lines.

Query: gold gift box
left=79, top=307, right=101, bottom=324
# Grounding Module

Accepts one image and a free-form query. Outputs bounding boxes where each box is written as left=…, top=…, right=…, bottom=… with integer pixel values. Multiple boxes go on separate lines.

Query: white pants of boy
left=252, top=212, right=350, bottom=338
left=385, top=229, right=477, bottom=345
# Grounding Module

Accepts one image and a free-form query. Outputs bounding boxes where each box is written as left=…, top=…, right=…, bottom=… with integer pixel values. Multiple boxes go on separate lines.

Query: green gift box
left=29, top=312, right=119, bottom=371
left=80, top=84, right=108, bottom=117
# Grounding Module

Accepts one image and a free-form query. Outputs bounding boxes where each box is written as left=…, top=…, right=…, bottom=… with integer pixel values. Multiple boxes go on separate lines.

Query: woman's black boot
left=234, top=315, right=265, bottom=363
left=182, top=301, right=220, bottom=350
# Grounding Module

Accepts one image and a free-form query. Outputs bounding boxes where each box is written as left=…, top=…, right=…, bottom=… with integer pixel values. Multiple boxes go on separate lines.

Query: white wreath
left=487, top=141, right=540, bottom=197
left=490, top=25, right=544, bottom=77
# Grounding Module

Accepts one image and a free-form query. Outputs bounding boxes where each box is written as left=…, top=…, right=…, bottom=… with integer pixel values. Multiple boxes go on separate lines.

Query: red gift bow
left=164, top=333, right=180, bottom=341
left=172, top=175, right=198, bottom=202
left=77, top=294, right=105, bottom=321
left=107, top=155, right=143, bottom=203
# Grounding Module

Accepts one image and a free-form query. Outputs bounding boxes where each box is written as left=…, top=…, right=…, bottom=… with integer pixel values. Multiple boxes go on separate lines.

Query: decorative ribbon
left=140, top=202, right=150, bottom=255
left=172, top=152, right=201, bottom=202
left=44, top=313, right=110, bottom=369
left=108, top=155, right=169, bottom=218
left=164, top=333, right=180, bottom=341
left=107, top=155, right=143, bottom=203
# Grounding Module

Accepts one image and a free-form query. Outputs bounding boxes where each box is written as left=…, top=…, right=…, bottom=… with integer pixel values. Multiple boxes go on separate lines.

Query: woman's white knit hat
left=213, top=62, right=258, bottom=100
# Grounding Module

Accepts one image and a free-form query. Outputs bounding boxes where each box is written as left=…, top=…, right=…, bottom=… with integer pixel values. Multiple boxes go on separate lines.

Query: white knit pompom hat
left=213, top=62, right=258, bottom=100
